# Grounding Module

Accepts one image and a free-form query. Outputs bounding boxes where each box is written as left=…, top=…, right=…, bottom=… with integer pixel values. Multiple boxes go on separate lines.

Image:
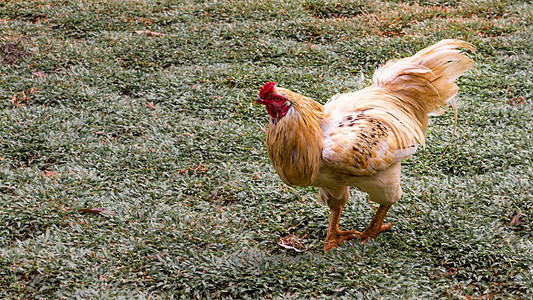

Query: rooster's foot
left=323, top=223, right=392, bottom=250
left=359, top=222, right=392, bottom=243
left=323, top=230, right=359, bottom=251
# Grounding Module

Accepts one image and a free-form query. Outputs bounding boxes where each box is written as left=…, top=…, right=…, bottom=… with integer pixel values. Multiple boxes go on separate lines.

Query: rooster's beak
left=254, top=97, right=264, bottom=105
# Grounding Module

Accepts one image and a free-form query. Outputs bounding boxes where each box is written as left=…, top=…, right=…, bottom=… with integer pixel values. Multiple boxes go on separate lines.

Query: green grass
left=1, top=0, right=532, bottom=298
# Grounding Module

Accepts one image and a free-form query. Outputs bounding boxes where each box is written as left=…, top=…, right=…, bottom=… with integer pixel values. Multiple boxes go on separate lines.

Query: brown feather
left=265, top=87, right=325, bottom=186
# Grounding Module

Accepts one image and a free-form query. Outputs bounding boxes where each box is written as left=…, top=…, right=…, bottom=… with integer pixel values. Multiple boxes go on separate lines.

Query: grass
left=0, top=0, right=532, bottom=298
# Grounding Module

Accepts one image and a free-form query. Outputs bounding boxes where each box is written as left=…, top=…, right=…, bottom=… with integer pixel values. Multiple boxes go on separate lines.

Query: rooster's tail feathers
left=372, top=39, right=475, bottom=118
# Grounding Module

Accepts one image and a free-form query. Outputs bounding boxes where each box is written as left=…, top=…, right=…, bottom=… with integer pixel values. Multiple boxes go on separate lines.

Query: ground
left=0, top=0, right=532, bottom=298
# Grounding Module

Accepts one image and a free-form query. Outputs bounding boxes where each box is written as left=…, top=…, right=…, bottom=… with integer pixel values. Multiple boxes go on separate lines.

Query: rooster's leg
left=358, top=204, right=392, bottom=243
left=321, top=186, right=359, bottom=251
left=323, top=205, right=359, bottom=251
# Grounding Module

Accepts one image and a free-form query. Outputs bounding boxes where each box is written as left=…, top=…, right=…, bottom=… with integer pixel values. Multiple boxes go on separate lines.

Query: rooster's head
left=254, top=82, right=292, bottom=119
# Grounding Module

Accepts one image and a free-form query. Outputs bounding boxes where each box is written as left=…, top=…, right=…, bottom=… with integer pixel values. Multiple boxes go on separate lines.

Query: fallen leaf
left=41, top=170, right=58, bottom=179
left=510, top=211, right=523, bottom=226
left=79, top=208, right=116, bottom=216
left=134, top=30, right=165, bottom=37
left=277, top=233, right=308, bottom=252
left=508, top=96, right=527, bottom=106
left=9, top=88, right=37, bottom=107
left=31, top=71, right=47, bottom=78
left=177, top=163, right=208, bottom=175
left=1, top=43, right=29, bottom=65
left=94, top=131, right=105, bottom=135
left=143, top=102, right=157, bottom=110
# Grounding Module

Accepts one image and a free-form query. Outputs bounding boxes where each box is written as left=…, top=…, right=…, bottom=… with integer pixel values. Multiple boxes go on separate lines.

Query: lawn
left=0, top=0, right=532, bottom=298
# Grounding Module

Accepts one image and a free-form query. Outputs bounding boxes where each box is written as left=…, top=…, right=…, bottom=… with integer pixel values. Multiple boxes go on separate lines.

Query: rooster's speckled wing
left=320, top=90, right=420, bottom=177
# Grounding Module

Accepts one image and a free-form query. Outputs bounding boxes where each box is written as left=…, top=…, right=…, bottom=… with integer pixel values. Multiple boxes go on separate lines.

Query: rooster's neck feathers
left=266, top=87, right=325, bottom=186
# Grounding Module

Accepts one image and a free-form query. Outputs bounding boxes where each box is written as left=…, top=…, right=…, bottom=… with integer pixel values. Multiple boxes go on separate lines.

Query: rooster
left=254, top=40, right=474, bottom=251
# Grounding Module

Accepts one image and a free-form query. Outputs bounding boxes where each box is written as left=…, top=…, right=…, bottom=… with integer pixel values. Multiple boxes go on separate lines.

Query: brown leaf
left=177, top=163, right=208, bottom=175
left=134, top=30, right=165, bottom=37
left=277, top=233, right=308, bottom=252
left=41, top=170, right=58, bottom=179
left=1, top=43, right=29, bottom=65
left=78, top=208, right=116, bottom=216
left=31, top=71, right=46, bottom=78
left=508, top=96, right=527, bottom=106
left=510, top=211, right=523, bottom=226
left=142, top=102, right=157, bottom=110
left=9, top=88, right=37, bottom=107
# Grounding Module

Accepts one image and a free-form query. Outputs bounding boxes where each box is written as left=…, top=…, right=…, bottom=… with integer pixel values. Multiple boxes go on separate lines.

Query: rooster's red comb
left=259, top=81, right=276, bottom=99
